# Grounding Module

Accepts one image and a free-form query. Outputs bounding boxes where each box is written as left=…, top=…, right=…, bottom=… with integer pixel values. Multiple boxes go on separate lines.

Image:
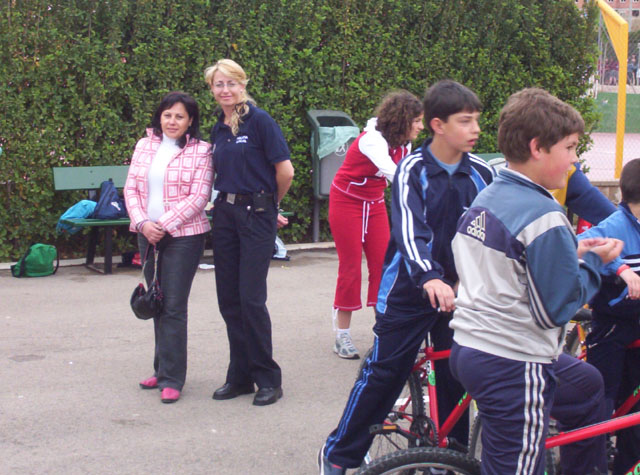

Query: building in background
left=576, top=0, right=640, bottom=28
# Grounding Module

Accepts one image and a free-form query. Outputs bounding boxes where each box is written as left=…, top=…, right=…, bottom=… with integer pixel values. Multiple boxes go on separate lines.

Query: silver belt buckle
left=226, top=193, right=236, bottom=204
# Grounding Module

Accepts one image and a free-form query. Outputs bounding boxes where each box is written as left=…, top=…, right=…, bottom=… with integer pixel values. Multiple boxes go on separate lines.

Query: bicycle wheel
left=468, top=416, right=557, bottom=475
left=358, top=347, right=428, bottom=463
left=356, top=447, right=480, bottom=475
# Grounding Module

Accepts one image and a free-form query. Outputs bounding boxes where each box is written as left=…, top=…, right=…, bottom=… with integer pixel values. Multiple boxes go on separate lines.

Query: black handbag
left=130, top=246, right=163, bottom=320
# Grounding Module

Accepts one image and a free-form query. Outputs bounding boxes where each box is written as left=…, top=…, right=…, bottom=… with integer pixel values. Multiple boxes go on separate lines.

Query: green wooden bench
left=53, top=165, right=130, bottom=274
left=53, top=166, right=294, bottom=273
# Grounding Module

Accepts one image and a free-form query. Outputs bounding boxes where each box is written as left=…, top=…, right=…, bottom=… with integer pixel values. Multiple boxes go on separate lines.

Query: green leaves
left=0, top=0, right=598, bottom=258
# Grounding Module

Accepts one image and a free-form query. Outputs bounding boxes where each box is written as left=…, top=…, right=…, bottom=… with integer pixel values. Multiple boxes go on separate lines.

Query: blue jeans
left=138, top=232, right=204, bottom=391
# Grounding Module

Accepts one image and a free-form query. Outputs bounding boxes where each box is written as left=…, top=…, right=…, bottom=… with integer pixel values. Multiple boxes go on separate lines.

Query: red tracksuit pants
left=328, top=187, right=390, bottom=311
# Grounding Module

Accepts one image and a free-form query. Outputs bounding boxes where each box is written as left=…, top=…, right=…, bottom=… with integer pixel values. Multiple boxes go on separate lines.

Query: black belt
left=218, top=192, right=253, bottom=205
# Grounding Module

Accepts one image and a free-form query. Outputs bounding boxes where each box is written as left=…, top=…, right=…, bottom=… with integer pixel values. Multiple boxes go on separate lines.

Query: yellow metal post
left=596, top=0, right=628, bottom=179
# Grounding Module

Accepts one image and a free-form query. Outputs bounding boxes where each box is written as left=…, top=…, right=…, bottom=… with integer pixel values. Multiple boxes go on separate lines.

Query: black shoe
left=252, top=386, right=283, bottom=406
left=212, top=382, right=255, bottom=400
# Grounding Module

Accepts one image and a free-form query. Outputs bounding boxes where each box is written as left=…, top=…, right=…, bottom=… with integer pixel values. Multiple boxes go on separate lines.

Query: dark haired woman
left=329, top=90, right=424, bottom=359
left=124, top=91, right=213, bottom=404
left=204, top=59, right=294, bottom=406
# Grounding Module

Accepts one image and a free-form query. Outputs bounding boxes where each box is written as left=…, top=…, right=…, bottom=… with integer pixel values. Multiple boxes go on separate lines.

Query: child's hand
left=619, top=268, right=640, bottom=300
left=580, top=238, right=623, bottom=264
left=577, top=237, right=608, bottom=258
left=422, top=279, right=456, bottom=312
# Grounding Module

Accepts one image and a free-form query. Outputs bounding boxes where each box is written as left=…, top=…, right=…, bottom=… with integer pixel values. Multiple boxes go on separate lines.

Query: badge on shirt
left=236, top=135, right=248, bottom=144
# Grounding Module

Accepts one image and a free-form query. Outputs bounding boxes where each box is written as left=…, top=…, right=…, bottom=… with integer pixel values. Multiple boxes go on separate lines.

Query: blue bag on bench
left=92, top=179, right=127, bottom=219
left=56, top=200, right=97, bottom=234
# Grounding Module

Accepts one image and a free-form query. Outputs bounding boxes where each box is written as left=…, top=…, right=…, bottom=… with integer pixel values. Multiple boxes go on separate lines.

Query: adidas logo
left=466, top=211, right=486, bottom=241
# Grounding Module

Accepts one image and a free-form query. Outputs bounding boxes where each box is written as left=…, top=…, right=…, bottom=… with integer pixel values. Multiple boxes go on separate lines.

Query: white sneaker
left=334, top=333, right=360, bottom=359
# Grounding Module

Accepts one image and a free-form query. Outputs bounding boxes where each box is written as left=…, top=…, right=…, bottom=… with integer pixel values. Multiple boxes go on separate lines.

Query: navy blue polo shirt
left=210, top=103, right=290, bottom=194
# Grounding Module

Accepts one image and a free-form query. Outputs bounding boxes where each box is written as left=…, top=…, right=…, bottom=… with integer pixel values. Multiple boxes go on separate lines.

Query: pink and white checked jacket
left=124, top=129, right=213, bottom=237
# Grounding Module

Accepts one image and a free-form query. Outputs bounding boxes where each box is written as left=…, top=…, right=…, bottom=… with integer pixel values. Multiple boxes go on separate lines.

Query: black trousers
left=586, top=313, right=640, bottom=475
left=212, top=199, right=281, bottom=389
left=138, top=232, right=204, bottom=391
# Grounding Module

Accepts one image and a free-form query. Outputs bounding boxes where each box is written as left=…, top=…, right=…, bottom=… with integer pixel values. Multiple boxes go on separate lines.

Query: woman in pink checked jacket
left=124, top=91, right=213, bottom=404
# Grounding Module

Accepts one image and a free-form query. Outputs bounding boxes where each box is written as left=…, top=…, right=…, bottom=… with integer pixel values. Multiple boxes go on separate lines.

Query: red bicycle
left=358, top=333, right=476, bottom=469
left=467, top=308, right=640, bottom=474
left=355, top=326, right=640, bottom=474
left=467, top=407, right=640, bottom=475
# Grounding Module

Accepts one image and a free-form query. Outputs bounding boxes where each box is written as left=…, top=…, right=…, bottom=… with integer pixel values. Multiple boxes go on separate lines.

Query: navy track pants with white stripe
left=450, top=342, right=555, bottom=475
left=324, top=311, right=441, bottom=468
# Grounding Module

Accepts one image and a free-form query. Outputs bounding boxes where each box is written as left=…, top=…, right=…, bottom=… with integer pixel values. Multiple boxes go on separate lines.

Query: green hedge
left=0, top=0, right=598, bottom=260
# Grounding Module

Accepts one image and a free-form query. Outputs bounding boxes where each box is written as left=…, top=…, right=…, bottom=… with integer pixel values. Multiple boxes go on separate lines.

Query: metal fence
left=585, top=8, right=640, bottom=182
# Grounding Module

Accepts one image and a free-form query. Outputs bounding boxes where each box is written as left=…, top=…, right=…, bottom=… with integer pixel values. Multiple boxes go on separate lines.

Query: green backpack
left=11, top=244, right=59, bottom=277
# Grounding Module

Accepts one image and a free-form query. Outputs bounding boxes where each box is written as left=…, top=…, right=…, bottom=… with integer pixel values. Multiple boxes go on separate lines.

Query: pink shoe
left=161, top=387, right=180, bottom=404
left=139, top=376, right=158, bottom=390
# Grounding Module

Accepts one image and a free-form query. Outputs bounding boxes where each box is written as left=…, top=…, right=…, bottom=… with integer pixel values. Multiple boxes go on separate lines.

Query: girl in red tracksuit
left=329, top=90, right=424, bottom=359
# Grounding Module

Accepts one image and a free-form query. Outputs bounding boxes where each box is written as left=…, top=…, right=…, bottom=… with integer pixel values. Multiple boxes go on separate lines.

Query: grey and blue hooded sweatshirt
left=451, top=168, right=603, bottom=363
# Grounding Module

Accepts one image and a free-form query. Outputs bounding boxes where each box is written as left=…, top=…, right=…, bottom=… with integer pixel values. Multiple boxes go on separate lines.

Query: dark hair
left=375, top=90, right=423, bottom=148
left=151, top=91, right=201, bottom=147
left=498, top=88, right=584, bottom=164
left=620, top=158, right=640, bottom=203
left=423, top=80, right=482, bottom=134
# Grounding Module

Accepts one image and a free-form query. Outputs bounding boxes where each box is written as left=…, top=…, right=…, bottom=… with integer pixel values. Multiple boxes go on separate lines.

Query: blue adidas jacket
left=578, top=202, right=640, bottom=319
left=376, top=139, right=494, bottom=318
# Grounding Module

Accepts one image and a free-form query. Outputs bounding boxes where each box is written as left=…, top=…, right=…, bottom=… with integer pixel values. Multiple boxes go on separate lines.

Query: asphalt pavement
left=1, top=247, right=376, bottom=474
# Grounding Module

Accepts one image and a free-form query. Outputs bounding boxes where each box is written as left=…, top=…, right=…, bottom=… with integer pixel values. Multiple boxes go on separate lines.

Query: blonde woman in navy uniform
left=204, top=59, right=294, bottom=406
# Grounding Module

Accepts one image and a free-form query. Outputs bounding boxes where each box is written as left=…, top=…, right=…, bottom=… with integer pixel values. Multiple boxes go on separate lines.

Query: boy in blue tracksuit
left=449, top=88, right=622, bottom=474
left=577, top=158, right=640, bottom=475
left=318, top=80, right=494, bottom=474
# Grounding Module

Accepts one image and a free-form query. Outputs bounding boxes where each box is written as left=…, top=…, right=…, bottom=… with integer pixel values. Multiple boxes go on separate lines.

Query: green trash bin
left=474, top=153, right=506, bottom=172
left=306, top=110, right=360, bottom=241
left=307, top=110, right=360, bottom=199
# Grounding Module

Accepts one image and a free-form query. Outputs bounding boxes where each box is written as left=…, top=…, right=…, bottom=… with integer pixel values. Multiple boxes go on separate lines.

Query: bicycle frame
left=613, top=381, right=640, bottom=419
left=413, top=345, right=472, bottom=448
left=424, top=342, right=640, bottom=453
left=545, top=411, right=640, bottom=448
left=624, top=458, right=640, bottom=475
left=373, top=343, right=472, bottom=450
left=376, top=340, right=640, bottom=469
left=574, top=320, right=589, bottom=360
left=371, top=311, right=640, bottom=470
